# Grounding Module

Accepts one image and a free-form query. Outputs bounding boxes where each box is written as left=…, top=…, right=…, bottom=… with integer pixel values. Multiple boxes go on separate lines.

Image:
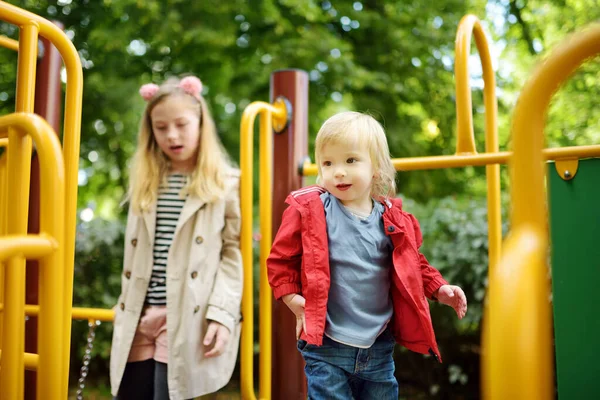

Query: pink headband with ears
left=139, top=76, right=203, bottom=102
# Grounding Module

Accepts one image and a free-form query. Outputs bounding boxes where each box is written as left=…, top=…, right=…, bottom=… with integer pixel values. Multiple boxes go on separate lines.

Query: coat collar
left=142, top=195, right=206, bottom=244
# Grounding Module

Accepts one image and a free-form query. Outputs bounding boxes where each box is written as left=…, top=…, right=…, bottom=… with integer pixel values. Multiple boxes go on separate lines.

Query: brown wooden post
left=25, top=24, right=63, bottom=400
left=269, top=69, right=309, bottom=400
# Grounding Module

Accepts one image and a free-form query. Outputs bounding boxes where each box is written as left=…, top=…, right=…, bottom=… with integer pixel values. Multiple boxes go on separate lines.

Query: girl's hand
left=282, top=293, right=306, bottom=340
left=436, top=285, right=468, bottom=319
left=203, top=321, right=230, bottom=358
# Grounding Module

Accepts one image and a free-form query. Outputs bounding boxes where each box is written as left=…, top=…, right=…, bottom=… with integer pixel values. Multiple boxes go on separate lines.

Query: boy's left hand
left=436, top=285, right=468, bottom=319
left=203, top=321, right=230, bottom=358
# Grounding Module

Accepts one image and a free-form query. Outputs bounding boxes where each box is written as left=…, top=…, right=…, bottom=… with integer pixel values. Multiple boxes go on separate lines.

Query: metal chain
left=76, top=319, right=101, bottom=400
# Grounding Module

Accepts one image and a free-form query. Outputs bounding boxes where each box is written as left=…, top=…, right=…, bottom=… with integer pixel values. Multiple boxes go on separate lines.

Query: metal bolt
left=564, top=170, right=571, bottom=179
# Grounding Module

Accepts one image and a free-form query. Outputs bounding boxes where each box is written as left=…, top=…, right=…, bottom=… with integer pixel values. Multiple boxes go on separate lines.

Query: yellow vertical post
left=454, top=16, right=501, bottom=400
left=0, top=139, right=7, bottom=347
left=0, top=23, right=38, bottom=400
left=240, top=100, right=286, bottom=400
left=258, top=109, right=273, bottom=400
left=55, top=26, right=84, bottom=398
left=484, top=24, right=600, bottom=400
left=32, top=115, right=66, bottom=400
left=239, top=103, right=256, bottom=400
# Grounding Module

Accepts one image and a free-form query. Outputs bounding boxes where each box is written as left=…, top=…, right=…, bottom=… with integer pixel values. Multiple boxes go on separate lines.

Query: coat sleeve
left=408, top=213, right=449, bottom=300
left=206, top=175, right=243, bottom=334
left=266, top=204, right=303, bottom=300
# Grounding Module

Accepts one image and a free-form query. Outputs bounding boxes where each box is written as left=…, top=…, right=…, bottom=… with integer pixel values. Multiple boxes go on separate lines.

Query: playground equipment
left=1, top=1, right=600, bottom=398
left=0, top=1, right=83, bottom=399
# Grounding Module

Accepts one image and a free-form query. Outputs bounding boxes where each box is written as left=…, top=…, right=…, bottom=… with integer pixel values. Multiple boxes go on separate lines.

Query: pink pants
left=127, top=306, right=168, bottom=364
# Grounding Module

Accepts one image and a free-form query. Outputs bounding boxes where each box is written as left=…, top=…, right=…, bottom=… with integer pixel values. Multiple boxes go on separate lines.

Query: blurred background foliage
left=1, top=0, right=599, bottom=398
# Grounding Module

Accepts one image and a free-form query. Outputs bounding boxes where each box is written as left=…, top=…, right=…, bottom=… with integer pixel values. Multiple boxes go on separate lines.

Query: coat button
left=131, top=238, right=138, bottom=247
left=120, top=303, right=125, bottom=310
left=193, top=305, right=200, bottom=314
left=195, top=236, right=204, bottom=244
left=387, top=226, right=395, bottom=232
left=191, top=271, right=198, bottom=279
left=124, top=271, right=131, bottom=279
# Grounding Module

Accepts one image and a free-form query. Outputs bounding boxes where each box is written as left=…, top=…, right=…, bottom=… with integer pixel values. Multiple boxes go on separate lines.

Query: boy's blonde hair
left=128, top=77, right=233, bottom=213
left=315, top=111, right=396, bottom=199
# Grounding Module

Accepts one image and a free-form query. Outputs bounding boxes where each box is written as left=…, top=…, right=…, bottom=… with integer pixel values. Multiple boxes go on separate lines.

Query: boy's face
left=319, top=141, right=374, bottom=211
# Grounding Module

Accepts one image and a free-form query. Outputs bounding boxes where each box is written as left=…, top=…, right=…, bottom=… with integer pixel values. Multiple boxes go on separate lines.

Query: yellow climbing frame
left=0, top=2, right=83, bottom=399
left=483, top=23, right=600, bottom=400
left=239, top=99, right=288, bottom=400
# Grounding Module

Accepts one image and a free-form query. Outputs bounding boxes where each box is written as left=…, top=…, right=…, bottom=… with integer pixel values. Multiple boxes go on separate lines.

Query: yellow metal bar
left=0, top=350, right=39, bottom=370
left=0, top=35, right=19, bottom=51
left=485, top=229, right=548, bottom=399
left=0, top=235, right=57, bottom=260
left=15, top=24, right=38, bottom=113
left=0, top=21, right=38, bottom=400
left=301, top=144, right=600, bottom=175
left=454, top=14, right=502, bottom=278
left=21, top=305, right=115, bottom=322
left=0, top=113, right=66, bottom=400
left=258, top=108, right=273, bottom=400
left=0, top=141, right=6, bottom=346
left=484, top=24, right=600, bottom=400
left=240, top=102, right=256, bottom=400
left=0, top=7, right=84, bottom=393
left=240, top=101, right=286, bottom=400
left=24, top=352, right=38, bottom=371
left=454, top=15, right=497, bottom=156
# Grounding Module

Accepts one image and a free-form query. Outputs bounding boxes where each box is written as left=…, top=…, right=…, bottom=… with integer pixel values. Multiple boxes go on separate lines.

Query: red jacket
left=267, top=186, right=448, bottom=361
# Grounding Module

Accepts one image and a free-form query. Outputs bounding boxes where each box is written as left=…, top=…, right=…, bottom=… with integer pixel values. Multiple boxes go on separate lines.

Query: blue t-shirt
left=321, top=192, right=394, bottom=348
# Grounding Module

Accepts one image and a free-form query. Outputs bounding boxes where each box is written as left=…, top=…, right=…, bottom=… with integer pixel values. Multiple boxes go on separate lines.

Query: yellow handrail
left=454, top=15, right=498, bottom=156
left=0, top=35, right=18, bottom=51
left=301, top=143, right=600, bottom=173
left=484, top=23, right=600, bottom=399
left=0, top=3, right=83, bottom=396
left=454, top=14, right=502, bottom=275
left=239, top=100, right=287, bottom=400
left=0, top=112, right=66, bottom=400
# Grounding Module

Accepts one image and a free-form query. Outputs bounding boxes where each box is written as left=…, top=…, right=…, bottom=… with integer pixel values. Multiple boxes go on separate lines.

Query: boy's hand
left=282, top=293, right=306, bottom=339
left=436, top=285, right=468, bottom=319
left=203, top=321, right=230, bottom=358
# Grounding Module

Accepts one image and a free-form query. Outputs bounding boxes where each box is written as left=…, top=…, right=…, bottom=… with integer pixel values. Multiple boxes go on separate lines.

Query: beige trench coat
left=110, top=170, right=243, bottom=400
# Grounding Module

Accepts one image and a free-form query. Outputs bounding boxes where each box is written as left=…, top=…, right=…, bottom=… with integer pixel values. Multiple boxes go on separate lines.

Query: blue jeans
left=297, top=329, right=398, bottom=400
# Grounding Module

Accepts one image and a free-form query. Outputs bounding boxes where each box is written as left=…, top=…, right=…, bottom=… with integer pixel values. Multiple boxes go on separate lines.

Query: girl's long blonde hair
left=315, top=111, right=397, bottom=199
left=127, top=77, right=233, bottom=213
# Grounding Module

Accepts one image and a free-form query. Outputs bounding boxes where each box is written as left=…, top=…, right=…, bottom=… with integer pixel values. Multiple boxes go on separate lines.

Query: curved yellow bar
left=455, top=14, right=502, bottom=278
left=0, top=8, right=84, bottom=391
left=484, top=24, right=600, bottom=400
left=0, top=113, right=65, bottom=400
left=0, top=35, right=18, bottom=51
left=454, top=14, right=498, bottom=156
left=240, top=100, right=287, bottom=400
left=485, top=228, right=549, bottom=399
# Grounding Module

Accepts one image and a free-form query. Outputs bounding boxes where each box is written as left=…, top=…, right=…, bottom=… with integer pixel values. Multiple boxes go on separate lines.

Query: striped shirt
left=145, top=174, right=187, bottom=306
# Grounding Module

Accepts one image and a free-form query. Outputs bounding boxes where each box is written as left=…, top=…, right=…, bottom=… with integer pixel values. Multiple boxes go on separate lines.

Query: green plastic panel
left=548, top=158, right=600, bottom=399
